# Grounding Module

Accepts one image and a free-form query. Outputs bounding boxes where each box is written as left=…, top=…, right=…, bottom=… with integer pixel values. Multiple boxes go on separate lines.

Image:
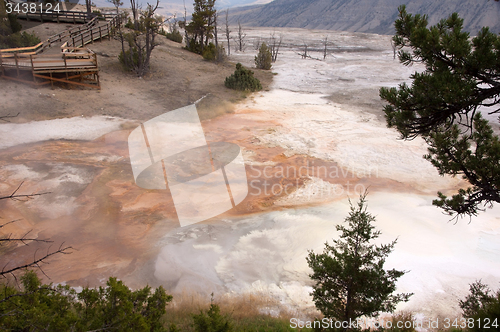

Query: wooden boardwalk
left=0, top=9, right=121, bottom=89
left=16, top=9, right=116, bottom=24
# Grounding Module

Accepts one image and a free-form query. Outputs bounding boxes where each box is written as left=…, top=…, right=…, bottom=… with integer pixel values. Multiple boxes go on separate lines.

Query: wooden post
left=73, top=12, right=76, bottom=24
left=99, top=26, right=102, bottom=41
left=90, top=28, right=94, bottom=43
left=0, top=53, right=4, bottom=77
left=81, top=34, right=84, bottom=47
left=15, top=53, right=19, bottom=77
left=31, top=55, right=36, bottom=85
left=64, top=54, right=68, bottom=80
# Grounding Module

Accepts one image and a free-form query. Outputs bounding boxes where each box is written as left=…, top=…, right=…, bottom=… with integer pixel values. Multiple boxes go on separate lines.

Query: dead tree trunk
left=323, top=36, right=328, bottom=60
left=214, top=11, right=218, bottom=48
left=235, top=20, right=246, bottom=52
left=225, top=9, right=231, bottom=56
left=270, top=32, right=282, bottom=62
left=130, top=0, right=139, bottom=30
left=183, top=5, right=190, bottom=49
left=302, top=43, right=308, bottom=59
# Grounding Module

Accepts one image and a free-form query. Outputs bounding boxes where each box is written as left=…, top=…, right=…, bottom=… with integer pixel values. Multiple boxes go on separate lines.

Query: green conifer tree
left=380, top=6, right=500, bottom=219
left=192, top=298, right=233, bottom=332
left=307, top=194, right=412, bottom=326
left=184, top=0, right=216, bottom=54
left=255, top=42, right=272, bottom=70
left=459, top=281, right=500, bottom=330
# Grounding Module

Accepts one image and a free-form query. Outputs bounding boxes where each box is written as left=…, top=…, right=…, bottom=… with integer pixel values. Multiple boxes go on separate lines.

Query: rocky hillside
left=229, top=0, right=500, bottom=35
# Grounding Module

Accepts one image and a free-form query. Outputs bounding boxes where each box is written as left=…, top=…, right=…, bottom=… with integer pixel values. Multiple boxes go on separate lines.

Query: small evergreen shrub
left=225, top=63, right=262, bottom=92
left=92, top=10, right=104, bottom=19
left=19, top=31, right=41, bottom=47
left=214, top=45, right=226, bottom=63
left=185, top=39, right=203, bottom=55
left=460, top=281, right=500, bottom=331
left=124, top=18, right=134, bottom=29
left=166, top=30, right=183, bottom=43
left=255, top=42, right=272, bottom=70
left=0, top=15, right=40, bottom=49
left=119, top=46, right=145, bottom=71
left=192, top=302, right=233, bottom=332
left=202, top=43, right=217, bottom=60
left=202, top=43, right=226, bottom=62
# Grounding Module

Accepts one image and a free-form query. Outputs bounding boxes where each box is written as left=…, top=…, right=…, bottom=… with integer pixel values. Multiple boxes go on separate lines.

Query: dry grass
left=196, top=94, right=236, bottom=121
left=163, top=291, right=307, bottom=331
left=388, top=311, right=418, bottom=331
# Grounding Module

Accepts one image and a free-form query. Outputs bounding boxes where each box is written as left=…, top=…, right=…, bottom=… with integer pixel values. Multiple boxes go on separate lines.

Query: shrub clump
left=460, top=281, right=500, bottom=330
left=202, top=42, right=216, bottom=60
left=3, top=31, right=41, bottom=49
left=0, top=13, right=40, bottom=49
left=225, top=63, right=262, bottom=92
left=202, top=43, right=226, bottom=63
left=185, top=39, right=202, bottom=55
left=255, top=42, right=272, bottom=70
left=124, top=17, right=134, bottom=29
left=118, top=46, right=145, bottom=71
left=166, top=30, right=183, bottom=43
left=0, top=270, right=172, bottom=331
left=92, top=9, right=103, bottom=19
left=192, top=302, right=233, bottom=332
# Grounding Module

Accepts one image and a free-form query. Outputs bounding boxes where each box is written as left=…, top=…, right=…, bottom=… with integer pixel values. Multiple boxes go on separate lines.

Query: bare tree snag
left=234, top=20, right=246, bottom=52
left=225, top=9, right=231, bottom=56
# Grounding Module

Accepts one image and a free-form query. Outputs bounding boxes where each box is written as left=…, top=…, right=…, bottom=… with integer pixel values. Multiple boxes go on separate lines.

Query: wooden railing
left=0, top=48, right=98, bottom=71
left=0, top=42, right=45, bottom=56
left=62, top=15, right=121, bottom=50
left=0, top=12, right=120, bottom=58
left=0, top=16, right=102, bottom=57
left=50, top=16, right=100, bottom=42
left=4, top=0, right=96, bottom=23
left=0, top=6, right=120, bottom=88
left=17, top=10, right=92, bottom=24
left=17, top=9, right=118, bottom=23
